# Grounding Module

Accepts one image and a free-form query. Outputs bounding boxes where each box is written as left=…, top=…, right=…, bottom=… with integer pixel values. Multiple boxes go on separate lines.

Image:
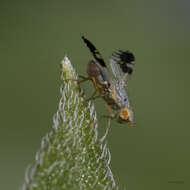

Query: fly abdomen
left=87, top=60, right=100, bottom=78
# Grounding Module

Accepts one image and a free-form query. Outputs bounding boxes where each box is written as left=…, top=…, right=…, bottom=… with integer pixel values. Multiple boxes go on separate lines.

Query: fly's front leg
left=99, top=113, right=115, bottom=142
left=106, top=104, right=115, bottom=118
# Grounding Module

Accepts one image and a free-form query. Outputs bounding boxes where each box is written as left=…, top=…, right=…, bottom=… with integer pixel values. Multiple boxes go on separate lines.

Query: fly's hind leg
left=78, top=75, right=101, bottom=102
left=62, top=75, right=91, bottom=84
left=63, top=75, right=100, bottom=102
left=78, top=75, right=92, bottom=84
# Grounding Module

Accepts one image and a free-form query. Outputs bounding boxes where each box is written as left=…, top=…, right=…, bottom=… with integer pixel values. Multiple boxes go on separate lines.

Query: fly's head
left=117, top=108, right=134, bottom=127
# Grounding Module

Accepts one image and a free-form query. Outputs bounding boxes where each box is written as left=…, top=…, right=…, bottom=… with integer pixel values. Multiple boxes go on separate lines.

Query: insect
left=80, top=36, right=135, bottom=136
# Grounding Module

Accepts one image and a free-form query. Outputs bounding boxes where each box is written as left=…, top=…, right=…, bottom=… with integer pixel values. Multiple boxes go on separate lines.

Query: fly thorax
left=114, top=81, right=129, bottom=108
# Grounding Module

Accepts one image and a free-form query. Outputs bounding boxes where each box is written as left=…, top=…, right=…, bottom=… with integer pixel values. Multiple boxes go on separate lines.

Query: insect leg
left=85, top=90, right=101, bottom=101
left=106, top=104, right=115, bottom=118
left=99, top=115, right=112, bottom=142
left=62, top=75, right=91, bottom=84
left=78, top=75, right=92, bottom=83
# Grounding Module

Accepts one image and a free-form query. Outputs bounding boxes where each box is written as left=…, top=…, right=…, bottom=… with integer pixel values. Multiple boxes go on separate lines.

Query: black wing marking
left=110, top=50, right=135, bottom=86
left=81, top=35, right=106, bottom=67
left=111, top=50, right=135, bottom=75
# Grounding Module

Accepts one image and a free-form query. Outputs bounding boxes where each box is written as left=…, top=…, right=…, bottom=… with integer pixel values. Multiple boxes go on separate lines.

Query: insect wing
left=82, top=35, right=112, bottom=85
left=81, top=35, right=106, bottom=68
left=109, top=50, right=135, bottom=86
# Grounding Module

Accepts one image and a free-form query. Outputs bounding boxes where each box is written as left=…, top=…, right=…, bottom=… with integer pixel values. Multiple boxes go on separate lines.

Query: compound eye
left=120, top=108, right=129, bottom=120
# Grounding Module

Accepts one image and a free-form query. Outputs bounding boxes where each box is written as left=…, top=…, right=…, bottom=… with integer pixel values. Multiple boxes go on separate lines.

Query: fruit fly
left=80, top=36, right=135, bottom=136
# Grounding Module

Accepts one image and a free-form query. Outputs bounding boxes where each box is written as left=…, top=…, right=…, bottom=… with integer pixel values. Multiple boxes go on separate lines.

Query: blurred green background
left=0, top=0, right=189, bottom=189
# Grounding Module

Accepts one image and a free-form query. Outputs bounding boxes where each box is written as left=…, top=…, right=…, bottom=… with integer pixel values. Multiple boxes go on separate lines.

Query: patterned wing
left=81, top=35, right=106, bottom=68
left=109, top=50, right=135, bottom=86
